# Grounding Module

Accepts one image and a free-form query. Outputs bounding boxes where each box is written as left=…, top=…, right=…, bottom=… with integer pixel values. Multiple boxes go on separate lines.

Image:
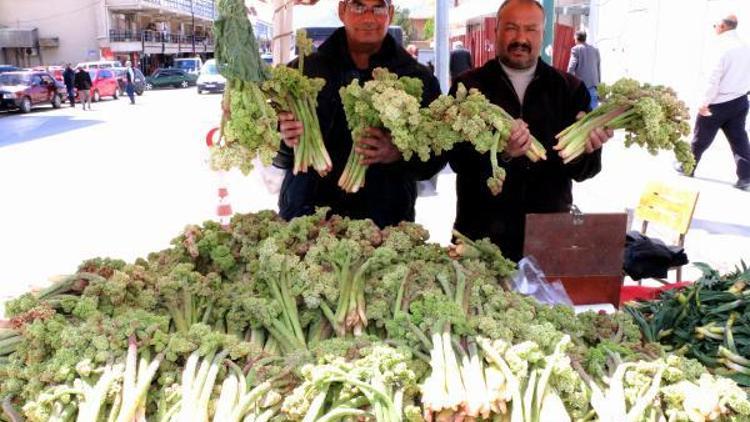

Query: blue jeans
left=66, top=87, right=75, bottom=106
left=588, top=86, right=599, bottom=110
left=126, top=83, right=135, bottom=104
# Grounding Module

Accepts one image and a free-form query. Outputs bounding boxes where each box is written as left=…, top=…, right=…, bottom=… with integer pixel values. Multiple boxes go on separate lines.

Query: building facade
left=0, top=0, right=217, bottom=73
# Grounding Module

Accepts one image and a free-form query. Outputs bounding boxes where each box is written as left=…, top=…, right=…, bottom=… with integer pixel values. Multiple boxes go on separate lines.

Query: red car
left=75, top=68, right=119, bottom=102
left=0, top=71, right=62, bottom=113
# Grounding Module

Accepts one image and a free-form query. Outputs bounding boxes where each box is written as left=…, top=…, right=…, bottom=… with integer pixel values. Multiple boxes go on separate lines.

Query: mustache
left=507, top=42, right=531, bottom=52
left=355, top=24, right=380, bottom=30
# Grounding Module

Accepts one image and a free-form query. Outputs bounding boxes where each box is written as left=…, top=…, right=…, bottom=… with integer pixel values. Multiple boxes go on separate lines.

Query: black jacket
left=447, top=58, right=600, bottom=262
left=275, top=27, right=442, bottom=228
left=449, top=48, right=473, bottom=80
left=74, top=70, right=92, bottom=90
left=63, top=68, right=76, bottom=88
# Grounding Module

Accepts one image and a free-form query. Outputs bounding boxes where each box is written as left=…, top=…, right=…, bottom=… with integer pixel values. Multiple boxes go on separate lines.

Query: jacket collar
left=492, top=56, right=552, bottom=81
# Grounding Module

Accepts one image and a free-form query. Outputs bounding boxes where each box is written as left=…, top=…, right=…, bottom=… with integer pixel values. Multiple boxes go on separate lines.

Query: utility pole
left=435, top=0, right=449, bottom=93
left=541, top=0, right=554, bottom=64
left=191, top=0, right=196, bottom=55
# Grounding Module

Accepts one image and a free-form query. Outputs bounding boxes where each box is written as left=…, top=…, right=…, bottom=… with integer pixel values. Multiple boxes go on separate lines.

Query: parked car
left=75, top=68, right=119, bottom=102
left=0, top=71, right=62, bottom=113
left=174, top=57, right=203, bottom=75
left=196, top=59, right=225, bottom=94
left=145, top=68, right=197, bottom=90
left=75, top=60, right=121, bottom=70
left=112, top=67, right=146, bottom=96
left=0, top=65, right=19, bottom=74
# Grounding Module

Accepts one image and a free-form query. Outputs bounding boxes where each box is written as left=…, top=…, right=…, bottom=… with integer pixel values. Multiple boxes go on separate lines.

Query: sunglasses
left=346, top=1, right=390, bottom=16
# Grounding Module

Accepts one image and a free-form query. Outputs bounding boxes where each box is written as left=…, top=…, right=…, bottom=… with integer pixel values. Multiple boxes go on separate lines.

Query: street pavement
left=1, top=87, right=749, bottom=318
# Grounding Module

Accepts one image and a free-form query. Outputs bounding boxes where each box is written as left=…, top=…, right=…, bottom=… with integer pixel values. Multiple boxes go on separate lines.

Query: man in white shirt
left=683, top=15, right=750, bottom=190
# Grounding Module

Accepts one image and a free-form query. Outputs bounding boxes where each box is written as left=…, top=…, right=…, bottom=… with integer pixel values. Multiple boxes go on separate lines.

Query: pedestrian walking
left=567, top=30, right=601, bottom=109
left=74, top=66, right=92, bottom=110
left=125, top=60, right=136, bottom=105
left=62, top=63, right=76, bottom=107
left=680, top=14, right=750, bottom=191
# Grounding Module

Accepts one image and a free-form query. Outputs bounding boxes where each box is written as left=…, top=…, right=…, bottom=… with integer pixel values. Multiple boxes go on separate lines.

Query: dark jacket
left=63, top=68, right=76, bottom=88
left=449, top=47, right=473, bottom=80
left=447, top=58, right=600, bottom=262
left=274, top=27, right=442, bottom=228
left=567, top=43, right=601, bottom=89
left=74, top=70, right=92, bottom=90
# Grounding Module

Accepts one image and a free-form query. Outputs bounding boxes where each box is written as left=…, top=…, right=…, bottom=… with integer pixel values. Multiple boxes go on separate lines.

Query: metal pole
left=541, top=0, right=554, bottom=64
left=435, top=0, right=449, bottom=93
left=191, top=0, right=196, bottom=55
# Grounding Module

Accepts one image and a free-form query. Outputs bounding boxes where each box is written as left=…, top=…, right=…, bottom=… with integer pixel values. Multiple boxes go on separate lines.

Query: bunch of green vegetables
left=626, top=261, right=750, bottom=387
left=211, top=0, right=330, bottom=176
left=339, top=68, right=426, bottom=193
left=554, top=78, right=695, bottom=173
left=262, top=30, right=331, bottom=176
left=423, top=84, right=547, bottom=195
left=211, top=0, right=280, bottom=175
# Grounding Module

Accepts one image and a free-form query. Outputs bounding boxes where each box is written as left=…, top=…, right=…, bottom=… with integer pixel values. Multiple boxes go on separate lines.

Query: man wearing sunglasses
left=275, top=0, right=442, bottom=228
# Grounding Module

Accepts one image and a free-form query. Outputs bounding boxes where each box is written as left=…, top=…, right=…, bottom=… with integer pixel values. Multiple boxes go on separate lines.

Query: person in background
left=62, top=63, right=76, bottom=108
left=449, top=40, right=473, bottom=81
left=567, top=29, right=601, bottom=109
left=275, top=0, right=442, bottom=228
left=125, top=60, right=136, bottom=105
left=74, top=66, right=92, bottom=111
left=446, top=0, right=613, bottom=262
left=680, top=14, right=750, bottom=191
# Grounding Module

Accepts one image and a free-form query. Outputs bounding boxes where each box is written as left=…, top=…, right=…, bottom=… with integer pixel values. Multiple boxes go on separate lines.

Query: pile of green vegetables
left=1, top=209, right=748, bottom=421
left=626, top=262, right=750, bottom=388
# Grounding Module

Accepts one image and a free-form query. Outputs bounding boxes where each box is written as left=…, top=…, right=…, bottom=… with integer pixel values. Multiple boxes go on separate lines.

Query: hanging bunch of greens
left=210, top=0, right=280, bottom=175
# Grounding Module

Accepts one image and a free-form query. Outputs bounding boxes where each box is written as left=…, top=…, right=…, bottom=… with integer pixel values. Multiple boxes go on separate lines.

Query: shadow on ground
left=0, top=115, right=102, bottom=148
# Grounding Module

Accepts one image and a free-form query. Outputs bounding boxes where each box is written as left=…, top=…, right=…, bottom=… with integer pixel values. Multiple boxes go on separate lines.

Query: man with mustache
left=275, top=0, right=442, bottom=228
left=446, top=0, right=613, bottom=262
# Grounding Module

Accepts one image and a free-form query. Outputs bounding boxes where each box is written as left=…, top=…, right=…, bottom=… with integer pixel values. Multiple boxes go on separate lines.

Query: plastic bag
left=510, top=256, right=574, bottom=307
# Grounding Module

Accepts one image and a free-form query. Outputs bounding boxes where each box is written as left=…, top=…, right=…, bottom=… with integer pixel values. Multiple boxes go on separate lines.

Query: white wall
left=0, top=0, right=101, bottom=65
left=593, top=0, right=750, bottom=109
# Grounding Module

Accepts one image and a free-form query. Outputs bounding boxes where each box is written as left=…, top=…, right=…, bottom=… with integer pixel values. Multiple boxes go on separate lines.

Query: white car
left=75, top=60, right=122, bottom=70
left=196, top=59, right=225, bottom=94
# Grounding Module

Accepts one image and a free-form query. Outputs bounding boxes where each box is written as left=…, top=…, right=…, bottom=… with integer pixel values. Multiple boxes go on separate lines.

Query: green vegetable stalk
left=262, top=30, right=331, bottom=176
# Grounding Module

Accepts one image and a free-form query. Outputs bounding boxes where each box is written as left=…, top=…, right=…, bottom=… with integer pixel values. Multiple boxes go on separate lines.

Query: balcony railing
left=109, top=29, right=214, bottom=46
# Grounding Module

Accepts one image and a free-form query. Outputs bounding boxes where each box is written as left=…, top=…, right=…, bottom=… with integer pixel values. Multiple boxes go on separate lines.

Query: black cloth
left=63, top=68, right=76, bottom=88
left=691, top=95, right=750, bottom=180
left=623, top=231, right=688, bottom=280
left=449, top=48, right=473, bottom=80
left=274, top=27, right=442, bottom=228
left=446, top=58, right=600, bottom=262
left=74, top=70, right=92, bottom=90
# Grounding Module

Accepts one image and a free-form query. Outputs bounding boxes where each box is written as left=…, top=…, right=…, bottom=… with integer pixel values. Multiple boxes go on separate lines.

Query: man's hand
left=504, top=119, right=531, bottom=158
left=355, top=128, right=402, bottom=165
left=278, top=111, right=303, bottom=148
left=698, top=105, right=712, bottom=117
left=577, top=111, right=614, bottom=154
